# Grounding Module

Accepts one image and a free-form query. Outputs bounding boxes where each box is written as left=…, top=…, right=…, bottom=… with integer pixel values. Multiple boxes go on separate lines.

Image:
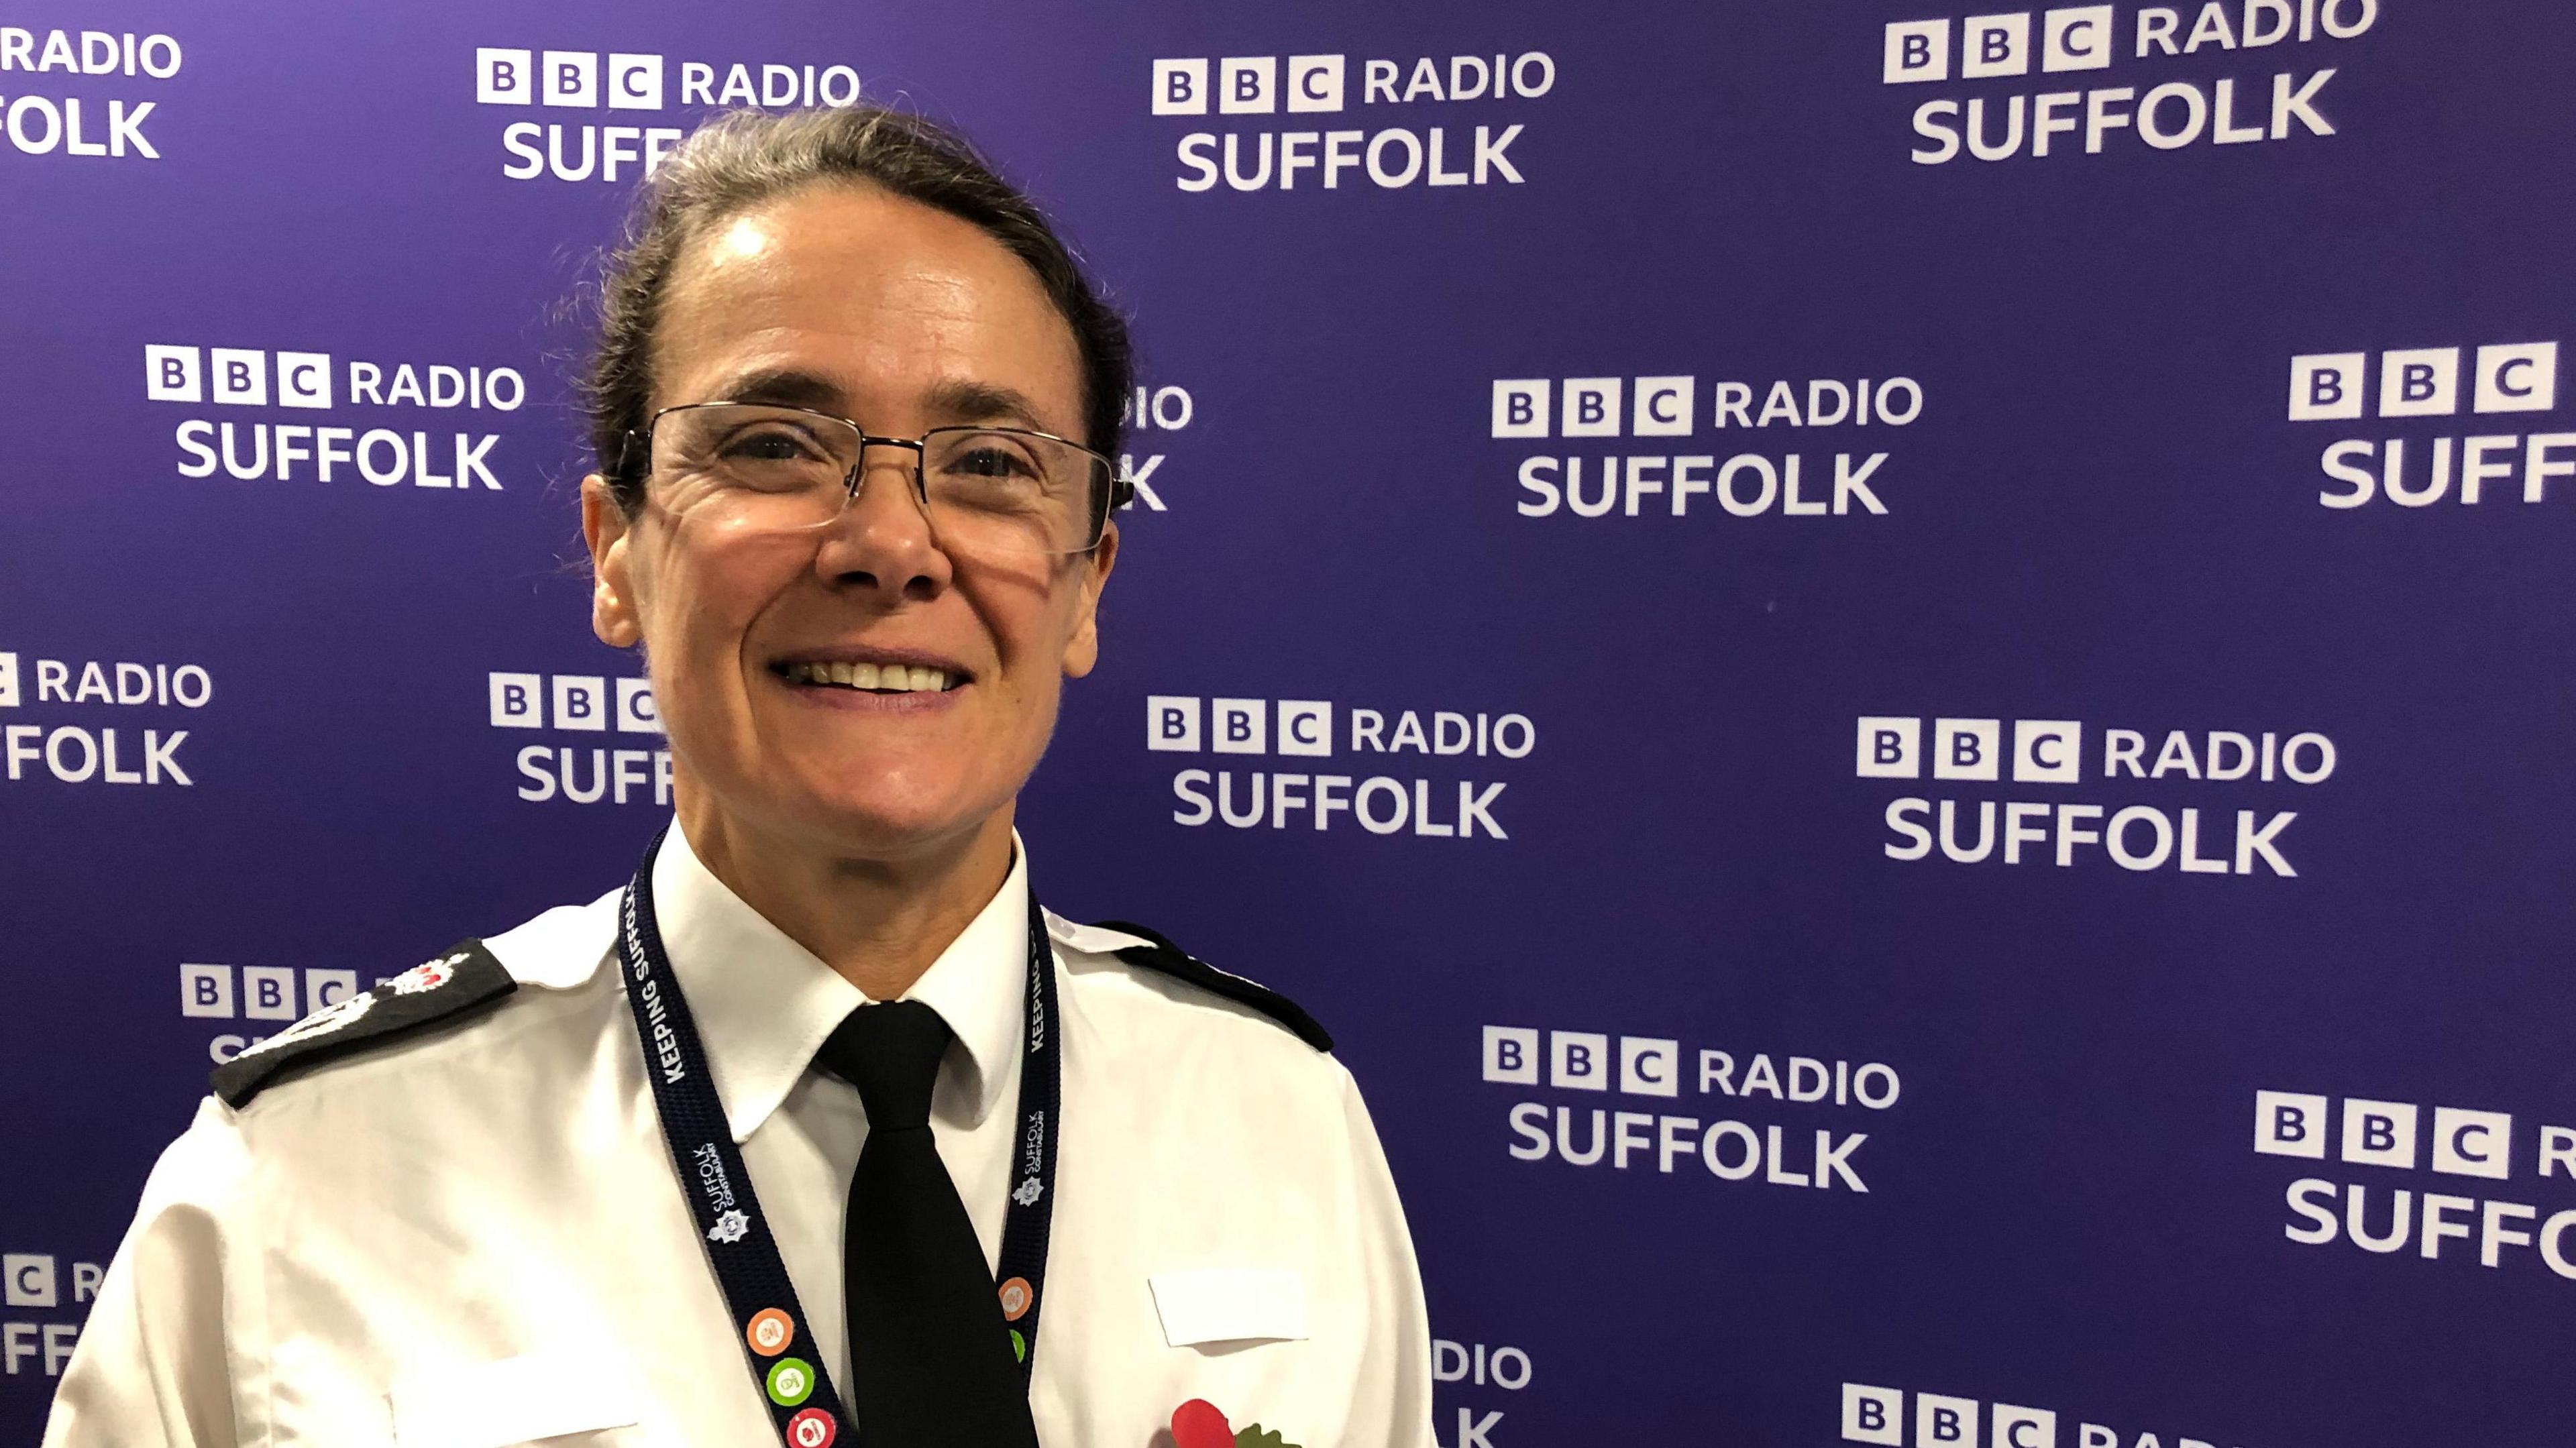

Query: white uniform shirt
left=44, top=828, right=1432, bottom=1448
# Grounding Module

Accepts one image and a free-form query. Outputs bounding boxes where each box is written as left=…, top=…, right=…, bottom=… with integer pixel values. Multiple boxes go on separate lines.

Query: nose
left=812, top=445, right=952, bottom=602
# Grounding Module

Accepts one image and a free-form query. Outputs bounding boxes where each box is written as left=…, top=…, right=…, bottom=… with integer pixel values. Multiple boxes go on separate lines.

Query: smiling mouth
left=775, top=659, right=964, bottom=694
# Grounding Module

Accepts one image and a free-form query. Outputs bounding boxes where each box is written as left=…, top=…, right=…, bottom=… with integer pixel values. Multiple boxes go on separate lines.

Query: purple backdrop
left=5, top=1, right=2572, bottom=1443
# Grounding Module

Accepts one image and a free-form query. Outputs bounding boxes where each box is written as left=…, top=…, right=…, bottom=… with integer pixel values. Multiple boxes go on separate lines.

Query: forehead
left=651, top=182, right=1083, bottom=429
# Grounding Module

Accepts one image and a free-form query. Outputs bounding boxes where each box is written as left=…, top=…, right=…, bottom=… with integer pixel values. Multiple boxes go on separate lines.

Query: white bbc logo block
left=477, top=48, right=534, bottom=104
left=1286, top=54, right=1344, bottom=112
left=1842, top=1383, right=1903, bottom=1444
left=180, top=962, right=235, bottom=1019
left=242, top=965, right=299, bottom=1021
left=1210, top=698, right=1266, bottom=754
left=2010, top=720, right=2081, bottom=783
left=2288, top=352, right=2366, bottom=421
left=2341, top=1098, right=2418, bottom=1169
left=553, top=675, right=607, bottom=732
left=209, top=347, right=267, bottom=406
left=1619, top=1037, right=1680, bottom=1097
left=1992, top=1404, right=2057, bottom=1448
left=615, top=677, right=661, bottom=734
left=2254, top=1090, right=2329, bottom=1158
left=1856, top=716, right=1922, bottom=779
left=1218, top=56, right=1277, bottom=114
left=275, top=351, right=332, bottom=409
left=145, top=344, right=203, bottom=402
left=1152, top=58, right=1210, bottom=115
left=3, top=1254, right=57, bottom=1309
left=1483, top=1025, right=1540, bottom=1084
left=1960, top=13, right=2032, bottom=78
left=1883, top=20, right=1949, bottom=83
left=0, top=651, right=16, bottom=709
left=607, top=52, right=663, bottom=110
left=1632, top=376, right=1695, bottom=437
left=1550, top=1031, right=1609, bottom=1090
left=1916, top=1393, right=1978, bottom=1447
left=489, top=672, right=544, bottom=728
left=541, top=50, right=599, bottom=107
left=1561, top=378, right=1621, bottom=438
left=1493, top=380, right=1550, bottom=438
left=2041, top=6, right=2114, bottom=71
left=1146, top=695, right=1202, bottom=751
left=1277, top=700, right=1332, bottom=757
left=2379, top=347, right=2460, bottom=418
left=2474, top=342, right=2557, bottom=414
left=2430, top=1106, right=2513, bottom=1180
left=307, top=968, right=360, bottom=1011
left=1931, top=718, right=2000, bottom=781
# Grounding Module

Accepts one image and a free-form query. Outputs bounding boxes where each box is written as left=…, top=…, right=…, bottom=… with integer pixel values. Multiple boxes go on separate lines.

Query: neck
left=676, top=790, right=1018, bottom=1001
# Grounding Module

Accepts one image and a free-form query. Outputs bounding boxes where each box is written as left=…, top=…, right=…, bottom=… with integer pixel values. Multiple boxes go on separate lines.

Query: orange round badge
left=998, top=1276, right=1034, bottom=1321
left=747, top=1308, right=795, bottom=1357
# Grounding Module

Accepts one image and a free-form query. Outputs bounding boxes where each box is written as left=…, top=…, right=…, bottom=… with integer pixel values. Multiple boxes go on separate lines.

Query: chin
left=780, top=786, right=1004, bottom=858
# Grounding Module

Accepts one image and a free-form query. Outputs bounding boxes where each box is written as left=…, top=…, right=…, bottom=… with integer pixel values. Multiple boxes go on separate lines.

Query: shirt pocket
left=1148, top=1268, right=1310, bottom=1348
left=388, top=1352, right=657, bottom=1448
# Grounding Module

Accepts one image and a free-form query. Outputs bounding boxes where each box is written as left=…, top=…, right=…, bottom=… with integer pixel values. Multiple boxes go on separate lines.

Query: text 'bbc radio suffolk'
left=1148, top=695, right=1533, bottom=842
left=1484, top=1026, right=1902, bottom=1193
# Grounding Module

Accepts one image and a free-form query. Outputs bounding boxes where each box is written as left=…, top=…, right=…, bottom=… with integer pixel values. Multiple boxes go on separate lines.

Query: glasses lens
left=920, top=429, right=1111, bottom=554
left=649, top=404, right=859, bottom=529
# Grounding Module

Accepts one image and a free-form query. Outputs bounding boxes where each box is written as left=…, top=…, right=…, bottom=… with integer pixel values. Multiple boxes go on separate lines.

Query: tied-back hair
left=583, top=105, right=1134, bottom=514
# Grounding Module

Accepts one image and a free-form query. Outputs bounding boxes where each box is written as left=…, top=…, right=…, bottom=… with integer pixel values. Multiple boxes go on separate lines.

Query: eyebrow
left=702, top=370, right=1059, bottom=435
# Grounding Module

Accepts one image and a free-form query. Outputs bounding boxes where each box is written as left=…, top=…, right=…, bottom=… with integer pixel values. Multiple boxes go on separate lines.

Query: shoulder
left=1045, top=911, right=1333, bottom=1053
left=208, top=887, right=623, bottom=1112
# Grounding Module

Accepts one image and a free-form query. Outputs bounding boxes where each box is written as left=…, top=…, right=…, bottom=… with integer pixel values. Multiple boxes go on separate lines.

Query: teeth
left=786, top=661, right=951, bottom=692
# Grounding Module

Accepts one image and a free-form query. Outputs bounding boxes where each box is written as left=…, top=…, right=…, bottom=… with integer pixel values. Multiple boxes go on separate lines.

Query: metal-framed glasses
left=631, top=401, right=1120, bottom=556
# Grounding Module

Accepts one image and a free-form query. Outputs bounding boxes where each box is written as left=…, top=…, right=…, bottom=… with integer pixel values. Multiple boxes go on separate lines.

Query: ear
left=580, top=475, right=644, bottom=649
left=1059, top=521, right=1119, bottom=679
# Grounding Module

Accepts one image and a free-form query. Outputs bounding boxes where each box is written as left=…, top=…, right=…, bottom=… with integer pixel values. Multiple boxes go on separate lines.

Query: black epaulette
left=209, top=940, right=517, bottom=1109
left=1090, top=920, right=1333, bottom=1053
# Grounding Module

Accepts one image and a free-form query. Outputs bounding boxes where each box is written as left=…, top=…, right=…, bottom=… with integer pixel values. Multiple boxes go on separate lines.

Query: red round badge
left=1170, top=1398, right=1233, bottom=1448
left=786, top=1407, right=837, bottom=1447
left=998, top=1276, right=1033, bottom=1321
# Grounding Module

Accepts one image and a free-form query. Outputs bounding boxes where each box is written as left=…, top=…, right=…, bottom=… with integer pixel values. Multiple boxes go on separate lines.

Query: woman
left=46, top=107, right=1431, bottom=1448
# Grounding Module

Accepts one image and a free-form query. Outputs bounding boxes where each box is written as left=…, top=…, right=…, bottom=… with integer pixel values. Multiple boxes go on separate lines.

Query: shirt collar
left=653, top=822, right=1034, bottom=1144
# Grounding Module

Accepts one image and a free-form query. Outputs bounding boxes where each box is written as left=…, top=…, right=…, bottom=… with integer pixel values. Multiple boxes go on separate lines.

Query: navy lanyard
left=613, top=825, right=1062, bottom=1447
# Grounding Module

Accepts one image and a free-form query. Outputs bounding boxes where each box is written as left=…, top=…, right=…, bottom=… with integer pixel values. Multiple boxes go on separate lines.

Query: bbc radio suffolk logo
left=2275, top=339, right=2576, bottom=512
left=1146, top=694, right=1532, bottom=840
left=1840, top=1382, right=2255, bottom=1448
left=144, top=343, right=525, bottom=494
left=1490, top=372, right=1923, bottom=524
left=1857, top=713, right=2337, bottom=877
left=0, top=25, right=180, bottom=163
left=1149, top=47, right=1553, bottom=193
left=1881, top=2, right=2381, bottom=166
left=488, top=671, right=670, bottom=806
left=181, top=962, right=363, bottom=1066
left=1485, top=1025, right=1900, bottom=1194
left=1, top=1249, right=105, bottom=1380
left=472, top=44, right=865, bottom=182
left=2255, top=1089, right=2576, bottom=1284
left=1, top=648, right=207, bottom=789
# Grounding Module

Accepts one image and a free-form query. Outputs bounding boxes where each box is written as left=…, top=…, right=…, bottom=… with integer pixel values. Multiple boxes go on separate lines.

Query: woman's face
left=581, top=182, right=1117, bottom=863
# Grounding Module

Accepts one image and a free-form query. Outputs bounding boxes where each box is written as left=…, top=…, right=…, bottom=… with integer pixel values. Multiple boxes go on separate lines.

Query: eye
left=945, top=442, right=1042, bottom=480
left=717, top=424, right=833, bottom=464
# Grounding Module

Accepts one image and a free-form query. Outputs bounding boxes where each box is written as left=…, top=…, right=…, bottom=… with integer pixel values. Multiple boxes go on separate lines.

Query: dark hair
left=584, top=105, right=1133, bottom=514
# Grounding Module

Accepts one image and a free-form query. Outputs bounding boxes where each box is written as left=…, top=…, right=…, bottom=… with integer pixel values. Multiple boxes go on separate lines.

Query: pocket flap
left=389, top=1353, right=641, bottom=1447
left=1148, top=1268, right=1309, bottom=1347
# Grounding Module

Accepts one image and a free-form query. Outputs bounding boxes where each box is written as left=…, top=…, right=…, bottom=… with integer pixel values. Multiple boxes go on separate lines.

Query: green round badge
left=1010, top=1329, right=1026, bottom=1363
left=766, top=1357, right=816, bottom=1407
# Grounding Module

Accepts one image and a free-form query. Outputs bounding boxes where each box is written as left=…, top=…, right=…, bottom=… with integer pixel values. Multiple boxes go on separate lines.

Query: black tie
left=816, top=1001, right=1040, bottom=1447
